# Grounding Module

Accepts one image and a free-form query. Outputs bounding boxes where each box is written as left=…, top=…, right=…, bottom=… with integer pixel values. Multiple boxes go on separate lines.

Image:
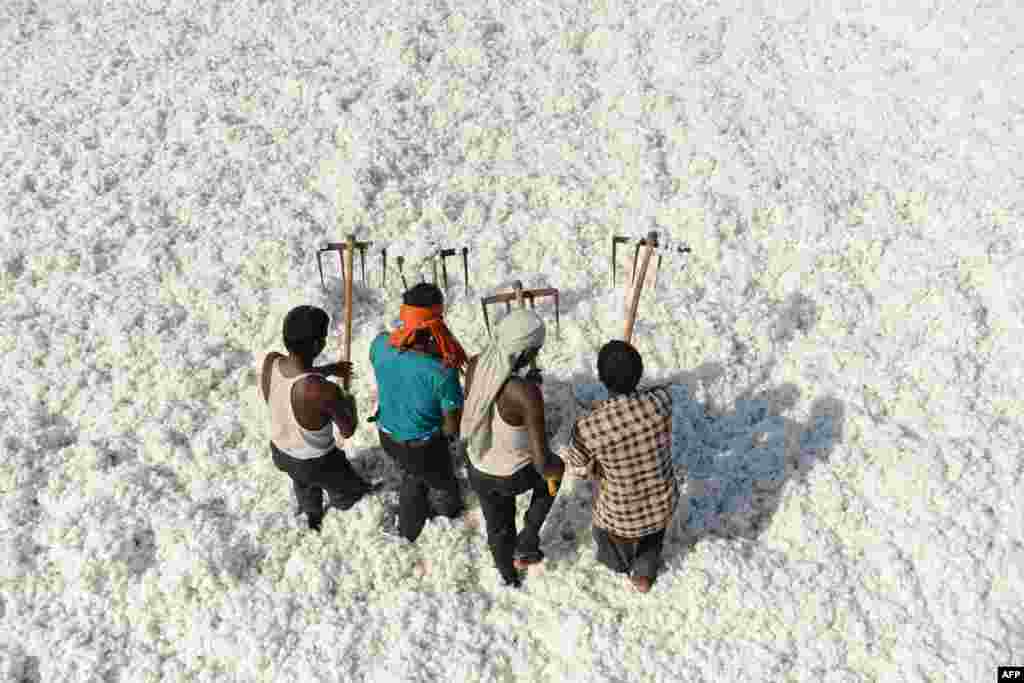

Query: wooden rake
left=617, top=230, right=693, bottom=344
left=480, top=281, right=560, bottom=339
left=317, top=238, right=376, bottom=291
left=611, top=231, right=692, bottom=290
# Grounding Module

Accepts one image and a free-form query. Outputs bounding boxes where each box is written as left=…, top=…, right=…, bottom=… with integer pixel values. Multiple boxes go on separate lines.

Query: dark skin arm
left=304, top=377, right=358, bottom=439
left=466, top=354, right=563, bottom=478
left=261, top=352, right=357, bottom=438
left=504, top=379, right=564, bottom=479
left=312, top=361, right=355, bottom=379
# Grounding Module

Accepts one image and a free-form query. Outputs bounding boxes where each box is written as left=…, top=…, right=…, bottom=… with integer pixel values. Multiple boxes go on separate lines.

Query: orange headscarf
left=388, top=304, right=468, bottom=370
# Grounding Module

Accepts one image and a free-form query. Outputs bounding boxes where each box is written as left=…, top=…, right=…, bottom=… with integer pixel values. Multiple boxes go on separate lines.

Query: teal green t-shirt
left=370, top=333, right=464, bottom=441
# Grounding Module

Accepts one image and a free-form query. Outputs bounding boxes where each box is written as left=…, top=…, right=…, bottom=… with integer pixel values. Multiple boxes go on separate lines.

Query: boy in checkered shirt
left=564, top=341, right=678, bottom=592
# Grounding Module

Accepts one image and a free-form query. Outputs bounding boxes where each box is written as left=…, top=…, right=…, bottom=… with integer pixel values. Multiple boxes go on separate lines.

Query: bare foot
left=630, top=575, right=653, bottom=593
left=513, top=557, right=542, bottom=571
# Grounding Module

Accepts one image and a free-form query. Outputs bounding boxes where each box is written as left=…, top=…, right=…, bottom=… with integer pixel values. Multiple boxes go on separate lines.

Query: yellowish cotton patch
left=894, top=190, right=928, bottom=225
left=284, top=79, right=304, bottom=101
left=750, top=205, right=784, bottom=241
left=841, top=239, right=885, bottom=291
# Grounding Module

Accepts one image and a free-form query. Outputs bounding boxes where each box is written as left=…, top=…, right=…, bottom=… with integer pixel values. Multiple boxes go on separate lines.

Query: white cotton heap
left=1, top=0, right=1021, bottom=680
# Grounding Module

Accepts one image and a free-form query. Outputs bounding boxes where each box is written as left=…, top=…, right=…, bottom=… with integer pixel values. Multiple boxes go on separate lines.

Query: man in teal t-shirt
left=370, top=283, right=468, bottom=541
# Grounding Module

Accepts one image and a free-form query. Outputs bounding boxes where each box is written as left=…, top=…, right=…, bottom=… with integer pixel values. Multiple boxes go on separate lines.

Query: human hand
left=323, top=361, right=354, bottom=381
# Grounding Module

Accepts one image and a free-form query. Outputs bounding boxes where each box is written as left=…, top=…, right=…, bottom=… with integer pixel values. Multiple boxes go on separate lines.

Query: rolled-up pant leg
left=630, top=531, right=665, bottom=579
left=592, top=526, right=666, bottom=579
left=592, top=526, right=633, bottom=573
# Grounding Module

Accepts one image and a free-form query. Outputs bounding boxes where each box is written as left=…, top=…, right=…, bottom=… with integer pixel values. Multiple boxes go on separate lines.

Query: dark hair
left=598, top=340, right=643, bottom=395
left=402, top=282, right=444, bottom=308
left=283, top=305, right=329, bottom=358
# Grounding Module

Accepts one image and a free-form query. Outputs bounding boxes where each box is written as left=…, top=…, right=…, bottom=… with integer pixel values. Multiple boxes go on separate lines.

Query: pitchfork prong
left=632, top=240, right=644, bottom=285
left=611, top=235, right=630, bottom=286
left=554, top=289, right=560, bottom=338
left=396, top=256, right=408, bottom=290
left=613, top=232, right=685, bottom=290
left=317, top=250, right=328, bottom=292
left=316, top=244, right=344, bottom=293
left=430, top=247, right=465, bottom=293
left=437, top=248, right=457, bottom=291
left=317, top=240, right=377, bottom=291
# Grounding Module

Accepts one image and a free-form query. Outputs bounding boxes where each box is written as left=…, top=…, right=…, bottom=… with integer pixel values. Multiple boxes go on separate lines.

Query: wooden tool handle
left=342, top=233, right=356, bottom=390
left=622, top=231, right=658, bottom=344
left=511, top=280, right=538, bottom=371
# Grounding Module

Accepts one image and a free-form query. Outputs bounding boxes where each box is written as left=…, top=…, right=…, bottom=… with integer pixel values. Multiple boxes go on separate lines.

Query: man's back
left=566, top=386, right=677, bottom=538
left=370, top=333, right=464, bottom=441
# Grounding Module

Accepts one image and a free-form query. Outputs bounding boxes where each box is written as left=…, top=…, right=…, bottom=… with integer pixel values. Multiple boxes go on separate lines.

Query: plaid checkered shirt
left=564, top=386, right=678, bottom=539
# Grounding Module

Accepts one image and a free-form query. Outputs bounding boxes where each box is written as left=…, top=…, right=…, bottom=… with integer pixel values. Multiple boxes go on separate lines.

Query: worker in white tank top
left=260, top=305, right=373, bottom=531
left=267, top=357, right=338, bottom=459
left=460, top=310, right=565, bottom=587
left=473, top=402, right=533, bottom=477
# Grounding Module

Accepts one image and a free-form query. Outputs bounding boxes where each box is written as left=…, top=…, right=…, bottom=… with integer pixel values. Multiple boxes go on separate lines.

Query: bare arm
left=513, top=380, right=564, bottom=479
left=309, top=378, right=358, bottom=439
left=311, top=361, right=354, bottom=383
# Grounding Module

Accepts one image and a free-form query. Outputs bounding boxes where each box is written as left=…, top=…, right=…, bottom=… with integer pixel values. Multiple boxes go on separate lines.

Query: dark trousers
left=469, top=463, right=555, bottom=584
left=378, top=430, right=463, bottom=542
left=270, top=443, right=372, bottom=530
left=592, top=526, right=666, bottom=579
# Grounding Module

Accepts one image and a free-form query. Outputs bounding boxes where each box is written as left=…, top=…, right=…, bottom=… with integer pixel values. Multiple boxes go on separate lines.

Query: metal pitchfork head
left=381, top=246, right=471, bottom=294
left=480, top=280, right=560, bottom=339
left=317, top=238, right=373, bottom=292
left=610, top=231, right=692, bottom=289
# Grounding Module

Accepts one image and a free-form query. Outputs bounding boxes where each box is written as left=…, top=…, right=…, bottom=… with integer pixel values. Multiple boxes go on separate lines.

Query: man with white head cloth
left=461, top=309, right=565, bottom=587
